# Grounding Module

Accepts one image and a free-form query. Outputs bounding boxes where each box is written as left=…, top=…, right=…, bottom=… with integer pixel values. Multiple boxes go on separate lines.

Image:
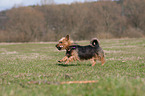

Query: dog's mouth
left=56, top=45, right=63, bottom=50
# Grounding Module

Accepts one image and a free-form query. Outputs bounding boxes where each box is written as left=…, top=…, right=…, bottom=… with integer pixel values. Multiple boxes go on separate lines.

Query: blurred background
left=0, top=0, right=145, bottom=42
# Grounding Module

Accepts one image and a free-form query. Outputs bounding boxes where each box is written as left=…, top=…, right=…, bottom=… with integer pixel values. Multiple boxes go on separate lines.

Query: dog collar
left=72, top=47, right=76, bottom=48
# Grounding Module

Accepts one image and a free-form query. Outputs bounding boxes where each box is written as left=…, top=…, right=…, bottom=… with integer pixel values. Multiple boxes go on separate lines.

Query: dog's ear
left=65, top=35, right=69, bottom=41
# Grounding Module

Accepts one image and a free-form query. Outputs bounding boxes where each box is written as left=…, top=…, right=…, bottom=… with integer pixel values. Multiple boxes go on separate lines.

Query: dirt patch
left=0, top=48, right=18, bottom=54
left=107, top=56, right=144, bottom=61
left=104, top=50, right=124, bottom=53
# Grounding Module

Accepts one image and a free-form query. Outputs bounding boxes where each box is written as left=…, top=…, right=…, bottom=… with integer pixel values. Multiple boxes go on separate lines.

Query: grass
left=0, top=38, right=145, bottom=96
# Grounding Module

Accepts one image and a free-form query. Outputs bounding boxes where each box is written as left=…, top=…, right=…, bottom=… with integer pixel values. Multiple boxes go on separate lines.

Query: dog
left=56, top=35, right=105, bottom=66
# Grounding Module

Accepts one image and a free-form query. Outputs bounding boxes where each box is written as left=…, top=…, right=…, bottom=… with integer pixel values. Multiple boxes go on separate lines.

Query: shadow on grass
left=56, top=63, right=92, bottom=67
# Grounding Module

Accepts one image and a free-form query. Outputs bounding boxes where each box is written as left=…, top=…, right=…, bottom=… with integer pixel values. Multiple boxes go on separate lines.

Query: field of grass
left=0, top=38, right=145, bottom=96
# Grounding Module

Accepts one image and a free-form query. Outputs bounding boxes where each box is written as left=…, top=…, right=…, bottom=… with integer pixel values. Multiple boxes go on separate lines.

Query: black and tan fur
left=56, top=35, right=105, bottom=66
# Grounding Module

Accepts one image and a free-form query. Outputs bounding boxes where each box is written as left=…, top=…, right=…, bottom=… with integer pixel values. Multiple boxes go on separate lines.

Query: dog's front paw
left=65, top=61, right=69, bottom=64
left=58, top=60, right=62, bottom=63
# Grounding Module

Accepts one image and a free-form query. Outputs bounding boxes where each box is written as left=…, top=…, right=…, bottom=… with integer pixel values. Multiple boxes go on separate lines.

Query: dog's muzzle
left=56, top=44, right=63, bottom=50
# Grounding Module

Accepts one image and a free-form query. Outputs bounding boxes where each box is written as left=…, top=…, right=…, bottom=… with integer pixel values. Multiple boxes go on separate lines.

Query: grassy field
left=0, top=38, right=145, bottom=96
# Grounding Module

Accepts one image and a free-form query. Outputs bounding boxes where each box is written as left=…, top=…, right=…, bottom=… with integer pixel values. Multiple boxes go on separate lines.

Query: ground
left=0, top=38, right=145, bottom=96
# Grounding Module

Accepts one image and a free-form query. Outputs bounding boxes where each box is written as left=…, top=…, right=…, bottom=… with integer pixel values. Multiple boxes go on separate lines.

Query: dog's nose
left=56, top=44, right=61, bottom=50
left=56, top=44, right=58, bottom=47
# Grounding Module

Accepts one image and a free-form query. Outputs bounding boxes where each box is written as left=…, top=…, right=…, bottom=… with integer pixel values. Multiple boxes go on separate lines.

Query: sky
left=0, top=0, right=90, bottom=11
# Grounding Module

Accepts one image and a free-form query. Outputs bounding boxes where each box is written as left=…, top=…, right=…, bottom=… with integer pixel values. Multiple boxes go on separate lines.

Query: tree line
left=0, top=0, right=145, bottom=42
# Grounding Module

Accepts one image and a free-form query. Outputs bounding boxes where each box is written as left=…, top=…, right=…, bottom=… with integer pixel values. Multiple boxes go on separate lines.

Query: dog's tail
left=90, top=38, right=100, bottom=47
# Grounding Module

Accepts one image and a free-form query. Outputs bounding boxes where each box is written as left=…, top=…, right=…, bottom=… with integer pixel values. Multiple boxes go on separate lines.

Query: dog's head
left=56, top=35, right=73, bottom=50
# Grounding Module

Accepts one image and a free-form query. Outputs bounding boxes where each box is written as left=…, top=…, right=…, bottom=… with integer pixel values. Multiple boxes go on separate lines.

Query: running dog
left=56, top=35, right=105, bottom=66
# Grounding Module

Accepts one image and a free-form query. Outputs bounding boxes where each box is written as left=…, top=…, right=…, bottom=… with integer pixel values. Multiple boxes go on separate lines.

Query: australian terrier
left=56, top=35, right=105, bottom=66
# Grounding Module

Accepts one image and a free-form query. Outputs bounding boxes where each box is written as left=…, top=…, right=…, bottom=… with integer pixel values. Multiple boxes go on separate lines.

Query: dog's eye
left=60, top=42, right=62, bottom=43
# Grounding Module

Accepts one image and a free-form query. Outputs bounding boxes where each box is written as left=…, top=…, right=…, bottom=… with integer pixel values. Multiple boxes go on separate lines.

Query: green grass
left=0, top=38, right=145, bottom=96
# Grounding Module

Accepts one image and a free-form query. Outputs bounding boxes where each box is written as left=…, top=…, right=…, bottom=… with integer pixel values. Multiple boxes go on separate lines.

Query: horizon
left=0, top=0, right=98, bottom=12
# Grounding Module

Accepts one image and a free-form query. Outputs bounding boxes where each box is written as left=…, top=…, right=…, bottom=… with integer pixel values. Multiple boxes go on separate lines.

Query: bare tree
left=1, top=0, right=144, bottom=42
left=41, top=0, right=55, bottom=5
left=124, top=0, right=145, bottom=36
left=6, top=7, right=45, bottom=42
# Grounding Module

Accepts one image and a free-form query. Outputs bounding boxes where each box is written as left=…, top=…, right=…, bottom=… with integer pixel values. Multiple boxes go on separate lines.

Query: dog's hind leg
left=101, top=57, right=105, bottom=66
left=91, top=58, right=96, bottom=66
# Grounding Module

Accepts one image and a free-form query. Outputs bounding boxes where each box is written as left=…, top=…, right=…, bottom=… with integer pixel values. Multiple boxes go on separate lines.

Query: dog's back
left=66, top=39, right=105, bottom=60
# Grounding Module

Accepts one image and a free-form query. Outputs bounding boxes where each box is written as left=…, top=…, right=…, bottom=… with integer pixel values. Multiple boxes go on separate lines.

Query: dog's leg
left=91, top=58, right=96, bottom=66
left=65, top=56, right=75, bottom=64
left=101, top=57, right=105, bottom=66
left=97, top=54, right=105, bottom=66
left=58, top=56, right=68, bottom=63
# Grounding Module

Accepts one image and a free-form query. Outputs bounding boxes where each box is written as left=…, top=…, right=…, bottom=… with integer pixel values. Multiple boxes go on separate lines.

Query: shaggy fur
left=56, top=35, right=105, bottom=66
